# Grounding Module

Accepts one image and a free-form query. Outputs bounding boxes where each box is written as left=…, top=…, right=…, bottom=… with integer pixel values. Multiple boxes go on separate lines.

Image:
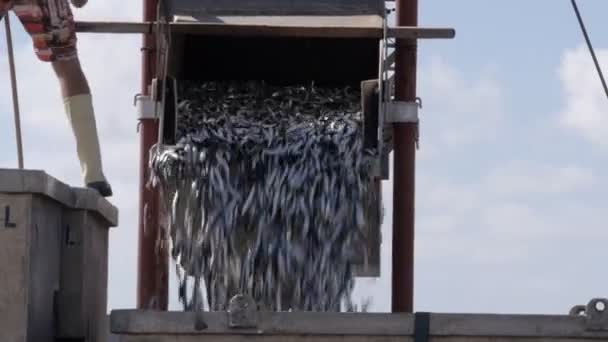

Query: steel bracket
left=227, top=294, right=258, bottom=329
left=134, top=94, right=159, bottom=120
left=570, top=298, right=608, bottom=331
left=385, top=100, right=420, bottom=123
left=414, top=312, right=431, bottom=342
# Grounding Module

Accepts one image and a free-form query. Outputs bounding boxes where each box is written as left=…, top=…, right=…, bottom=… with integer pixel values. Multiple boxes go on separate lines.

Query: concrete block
left=0, top=169, right=118, bottom=342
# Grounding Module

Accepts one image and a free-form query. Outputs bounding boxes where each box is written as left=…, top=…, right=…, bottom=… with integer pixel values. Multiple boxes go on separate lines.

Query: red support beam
left=137, top=0, right=169, bottom=310
left=392, top=0, right=418, bottom=313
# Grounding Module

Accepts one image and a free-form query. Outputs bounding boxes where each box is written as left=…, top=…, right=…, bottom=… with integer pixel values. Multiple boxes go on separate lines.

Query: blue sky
left=408, top=0, right=608, bottom=314
left=1, top=0, right=607, bottom=315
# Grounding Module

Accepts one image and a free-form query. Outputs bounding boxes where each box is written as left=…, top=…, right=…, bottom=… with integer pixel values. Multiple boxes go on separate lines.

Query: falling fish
left=150, top=81, right=381, bottom=313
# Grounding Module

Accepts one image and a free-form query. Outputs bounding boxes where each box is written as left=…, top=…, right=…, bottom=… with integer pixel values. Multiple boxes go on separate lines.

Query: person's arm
left=70, top=0, right=88, bottom=8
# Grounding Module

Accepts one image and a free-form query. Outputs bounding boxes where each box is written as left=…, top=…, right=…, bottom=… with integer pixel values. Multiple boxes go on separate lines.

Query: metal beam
left=392, top=0, right=417, bottom=313
left=111, top=307, right=608, bottom=338
left=74, top=21, right=454, bottom=39
left=137, top=0, right=169, bottom=311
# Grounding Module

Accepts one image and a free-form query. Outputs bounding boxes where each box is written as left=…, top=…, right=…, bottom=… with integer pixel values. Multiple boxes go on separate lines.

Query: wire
left=570, top=0, right=608, bottom=100
left=4, top=15, right=24, bottom=169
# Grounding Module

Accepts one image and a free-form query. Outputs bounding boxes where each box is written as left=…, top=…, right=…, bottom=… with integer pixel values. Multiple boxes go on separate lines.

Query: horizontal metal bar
left=385, top=101, right=419, bottom=123
left=388, top=27, right=455, bottom=39
left=111, top=310, right=608, bottom=338
left=74, top=21, right=454, bottom=39
left=75, top=21, right=155, bottom=34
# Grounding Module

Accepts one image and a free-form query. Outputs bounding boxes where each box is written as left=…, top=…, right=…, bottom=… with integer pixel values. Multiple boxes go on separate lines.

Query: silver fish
left=149, top=81, right=382, bottom=313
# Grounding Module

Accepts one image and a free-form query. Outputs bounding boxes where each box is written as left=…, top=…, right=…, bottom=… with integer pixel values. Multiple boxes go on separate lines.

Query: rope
left=570, top=0, right=608, bottom=100
left=4, top=15, right=24, bottom=169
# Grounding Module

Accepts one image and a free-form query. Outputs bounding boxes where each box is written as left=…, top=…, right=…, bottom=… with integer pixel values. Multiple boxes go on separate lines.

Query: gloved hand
left=70, top=0, right=88, bottom=8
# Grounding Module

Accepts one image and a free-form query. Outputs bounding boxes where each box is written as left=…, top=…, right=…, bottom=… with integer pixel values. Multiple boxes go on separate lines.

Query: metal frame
left=134, top=94, right=158, bottom=120
left=68, top=0, right=454, bottom=314
left=385, top=100, right=420, bottom=123
left=111, top=301, right=608, bottom=339
left=137, top=0, right=169, bottom=311
left=391, top=0, right=418, bottom=313
left=73, top=20, right=455, bottom=39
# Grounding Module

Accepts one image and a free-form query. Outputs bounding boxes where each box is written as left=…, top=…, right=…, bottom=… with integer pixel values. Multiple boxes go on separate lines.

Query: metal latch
left=570, top=298, right=608, bottom=331
left=134, top=94, right=160, bottom=120
left=414, top=312, right=431, bottom=342
left=384, top=99, right=422, bottom=123
left=227, top=294, right=258, bottom=329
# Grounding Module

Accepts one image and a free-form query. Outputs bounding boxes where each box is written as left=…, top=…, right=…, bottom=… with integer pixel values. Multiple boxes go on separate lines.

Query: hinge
left=384, top=100, right=421, bottom=124
left=134, top=94, right=160, bottom=120
left=570, top=298, right=608, bottom=331
left=414, top=312, right=431, bottom=342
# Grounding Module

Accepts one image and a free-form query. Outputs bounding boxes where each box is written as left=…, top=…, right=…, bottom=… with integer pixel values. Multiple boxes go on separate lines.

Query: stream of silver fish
left=149, top=81, right=381, bottom=312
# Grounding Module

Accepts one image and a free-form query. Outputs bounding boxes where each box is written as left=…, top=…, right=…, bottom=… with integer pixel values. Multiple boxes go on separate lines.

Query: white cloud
left=351, top=56, right=507, bottom=308
left=353, top=56, right=606, bottom=314
left=418, top=174, right=481, bottom=215
left=72, top=1, right=141, bottom=21
left=420, top=57, right=504, bottom=146
left=558, top=45, right=608, bottom=147
left=484, top=161, right=594, bottom=197
left=417, top=161, right=597, bottom=241
left=414, top=160, right=608, bottom=313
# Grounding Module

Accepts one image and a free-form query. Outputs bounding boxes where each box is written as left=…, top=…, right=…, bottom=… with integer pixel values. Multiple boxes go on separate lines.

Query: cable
left=570, top=0, right=608, bottom=100
left=4, top=15, right=24, bottom=169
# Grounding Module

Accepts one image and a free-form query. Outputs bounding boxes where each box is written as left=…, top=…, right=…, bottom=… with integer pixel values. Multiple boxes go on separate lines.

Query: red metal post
left=137, top=0, right=169, bottom=310
left=392, top=0, right=417, bottom=313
